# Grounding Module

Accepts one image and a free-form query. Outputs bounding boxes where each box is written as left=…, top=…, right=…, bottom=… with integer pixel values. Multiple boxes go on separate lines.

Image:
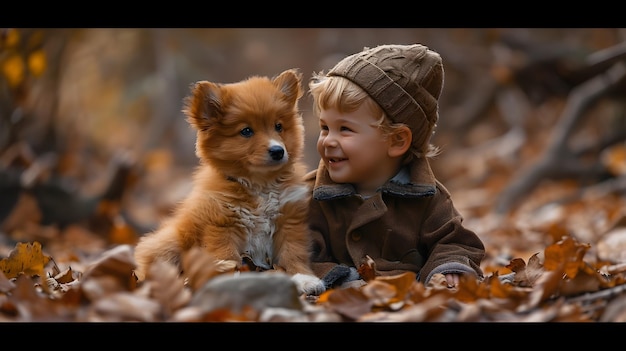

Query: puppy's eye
left=275, top=123, right=283, bottom=132
left=240, top=127, right=254, bottom=138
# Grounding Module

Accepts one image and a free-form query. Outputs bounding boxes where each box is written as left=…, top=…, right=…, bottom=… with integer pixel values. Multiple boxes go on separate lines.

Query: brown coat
left=306, top=157, right=485, bottom=284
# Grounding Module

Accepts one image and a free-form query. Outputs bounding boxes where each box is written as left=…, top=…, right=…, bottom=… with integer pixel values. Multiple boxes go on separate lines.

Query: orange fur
left=133, top=69, right=324, bottom=295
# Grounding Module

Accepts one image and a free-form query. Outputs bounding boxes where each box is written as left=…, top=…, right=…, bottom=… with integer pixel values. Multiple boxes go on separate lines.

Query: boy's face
left=317, top=104, right=399, bottom=196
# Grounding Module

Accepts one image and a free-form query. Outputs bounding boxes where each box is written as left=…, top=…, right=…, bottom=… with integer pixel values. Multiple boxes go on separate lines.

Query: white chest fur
left=226, top=182, right=309, bottom=270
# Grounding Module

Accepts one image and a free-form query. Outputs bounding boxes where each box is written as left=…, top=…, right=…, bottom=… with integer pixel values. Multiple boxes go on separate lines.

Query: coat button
left=351, top=232, right=361, bottom=241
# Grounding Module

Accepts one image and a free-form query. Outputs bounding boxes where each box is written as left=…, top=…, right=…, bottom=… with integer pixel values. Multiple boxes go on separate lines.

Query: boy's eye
left=240, top=127, right=254, bottom=138
left=320, top=125, right=328, bottom=131
left=275, top=123, right=283, bottom=132
left=340, top=126, right=352, bottom=132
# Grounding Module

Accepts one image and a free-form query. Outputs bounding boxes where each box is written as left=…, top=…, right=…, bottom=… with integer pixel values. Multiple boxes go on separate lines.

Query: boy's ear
left=388, top=126, right=412, bottom=158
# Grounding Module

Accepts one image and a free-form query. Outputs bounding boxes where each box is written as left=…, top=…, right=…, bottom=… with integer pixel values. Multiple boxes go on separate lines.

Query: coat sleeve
left=418, top=182, right=485, bottom=284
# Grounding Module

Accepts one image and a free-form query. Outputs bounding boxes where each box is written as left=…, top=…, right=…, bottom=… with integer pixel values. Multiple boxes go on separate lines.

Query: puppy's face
left=184, top=69, right=304, bottom=180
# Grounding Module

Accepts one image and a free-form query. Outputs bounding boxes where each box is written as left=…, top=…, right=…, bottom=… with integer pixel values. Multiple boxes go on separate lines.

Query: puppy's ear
left=272, top=69, right=303, bottom=105
left=183, top=81, right=223, bottom=131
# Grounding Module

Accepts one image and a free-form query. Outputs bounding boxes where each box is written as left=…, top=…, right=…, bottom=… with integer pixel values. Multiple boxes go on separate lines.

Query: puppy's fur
left=133, top=69, right=325, bottom=295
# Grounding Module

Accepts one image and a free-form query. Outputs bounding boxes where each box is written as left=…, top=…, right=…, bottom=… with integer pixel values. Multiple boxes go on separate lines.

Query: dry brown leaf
left=506, top=257, right=526, bottom=274
left=87, top=292, right=161, bottom=322
left=357, top=255, right=376, bottom=281
left=373, top=271, right=417, bottom=305
left=544, top=222, right=571, bottom=244
left=181, top=246, right=238, bottom=291
left=0, top=270, right=16, bottom=292
left=318, top=287, right=373, bottom=321
left=559, top=267, right=601, bottom=297
left=597, top=227, right=626, bottom=263
left=7, top=274, right=75, bottom=321
left=43, top=266, right=81, bottom=296
left=521, top=266, right=565, bottom=311
left=524, top=253, right=545, bottom=286
left=81, top=244, right=136, bottom=292
left=147, top=260, right=191, bottom=318
left=359, top=294, right=449, bottom=322
left=361, top=280, right=397, bottom=307
left=0, top=241, right=51, bottom=278
left=505, top=257, right=534, bottom=287
left=54, top=266, right=78, bottom=284
left=453, top=274, right=492, bottom=302
left=544, top=236, right=590, bottom=279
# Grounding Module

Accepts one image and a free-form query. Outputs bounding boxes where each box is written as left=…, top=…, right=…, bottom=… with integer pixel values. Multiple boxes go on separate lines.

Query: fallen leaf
left=0, top=241, right=51, bottom=278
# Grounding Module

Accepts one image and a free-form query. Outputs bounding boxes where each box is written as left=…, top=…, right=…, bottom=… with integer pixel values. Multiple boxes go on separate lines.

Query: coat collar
left=313, top=157, right=437, bottom=201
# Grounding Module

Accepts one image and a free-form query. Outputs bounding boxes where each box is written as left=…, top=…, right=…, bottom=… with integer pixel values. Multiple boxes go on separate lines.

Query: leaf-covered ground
left=1, top=146, right=626, bottom=322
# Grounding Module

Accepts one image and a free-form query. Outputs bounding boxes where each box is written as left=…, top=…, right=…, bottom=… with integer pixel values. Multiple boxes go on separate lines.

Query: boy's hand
left=445, top=273, right=460, bottom=288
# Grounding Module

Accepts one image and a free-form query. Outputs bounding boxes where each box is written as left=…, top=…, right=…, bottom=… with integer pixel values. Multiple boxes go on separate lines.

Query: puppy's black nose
left=269, top=145, right=285, bottom=161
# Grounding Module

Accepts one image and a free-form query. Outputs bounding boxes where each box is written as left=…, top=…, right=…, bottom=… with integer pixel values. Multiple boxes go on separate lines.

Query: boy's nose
left=322, top=134, right=339, bottom=147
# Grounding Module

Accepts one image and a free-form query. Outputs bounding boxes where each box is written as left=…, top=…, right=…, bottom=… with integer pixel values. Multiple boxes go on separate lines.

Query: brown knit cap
left=327, top=44, right=444, bottom=153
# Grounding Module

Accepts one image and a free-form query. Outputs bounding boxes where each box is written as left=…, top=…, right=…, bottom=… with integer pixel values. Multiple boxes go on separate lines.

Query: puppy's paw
left=291, top=273, right=326, bottom=296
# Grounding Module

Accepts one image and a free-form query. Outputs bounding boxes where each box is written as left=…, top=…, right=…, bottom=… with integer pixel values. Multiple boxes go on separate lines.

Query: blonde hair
left=309, top=72, right=439, bottom=162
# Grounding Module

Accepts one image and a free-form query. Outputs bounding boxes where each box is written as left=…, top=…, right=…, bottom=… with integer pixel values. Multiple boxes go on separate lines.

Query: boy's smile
left=327, top=157, right=346, bottom=164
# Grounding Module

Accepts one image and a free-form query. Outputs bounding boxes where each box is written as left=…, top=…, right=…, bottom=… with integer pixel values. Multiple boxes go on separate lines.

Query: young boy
left=306, top=44, right=485, bottom=289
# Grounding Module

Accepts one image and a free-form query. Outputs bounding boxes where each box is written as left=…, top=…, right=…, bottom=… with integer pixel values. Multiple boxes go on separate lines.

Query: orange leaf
left=27, top=49, right=46, bottom=77
left=321, top=287, right=373, bottom=321
left=1, top=53, right=25, bottom=87
left=544, top=236, right=589, bottom=278
left=374, top=271, right=417, bottom=304
left=357, top=255, right=376, bottom=281
left=0, top=241, right=51, bottom=279
left=506, top=257, right=527, bottom=273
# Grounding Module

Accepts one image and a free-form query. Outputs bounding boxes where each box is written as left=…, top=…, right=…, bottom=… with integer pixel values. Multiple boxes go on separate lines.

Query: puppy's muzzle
left=269, top=145, right=285, bottom=161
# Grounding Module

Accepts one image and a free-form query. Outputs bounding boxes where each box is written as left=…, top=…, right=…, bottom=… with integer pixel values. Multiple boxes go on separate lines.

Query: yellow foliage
left=2, top=53, right=25, bottom=87
left=28, top=49, right=46, bottom=77
left=0, top=241, right=51, bottom=279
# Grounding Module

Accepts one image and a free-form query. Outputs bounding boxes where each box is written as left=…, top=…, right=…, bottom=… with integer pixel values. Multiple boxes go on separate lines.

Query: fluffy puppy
left=133, top=69, right=325, bottom=296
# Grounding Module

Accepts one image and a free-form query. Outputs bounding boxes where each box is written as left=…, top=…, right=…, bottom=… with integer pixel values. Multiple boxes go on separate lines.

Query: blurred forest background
left=2, top=27, right=626, bottom=243
left=2, top=28, right=626, bottom=322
